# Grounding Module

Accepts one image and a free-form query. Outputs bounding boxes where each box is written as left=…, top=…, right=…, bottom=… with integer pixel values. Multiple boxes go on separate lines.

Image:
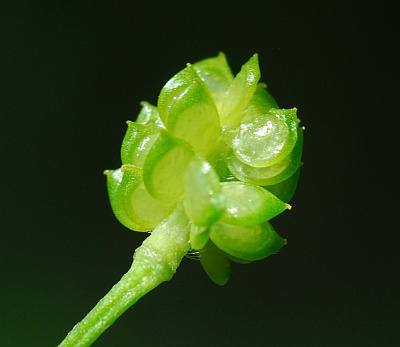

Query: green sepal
left=220, top=54, right=261, bottom=127
left=105, top=165, right=174, bottom=232
left=210, top=221, right=286, bottom=261
left=220, top=181, right=290, bottom=225
left=200, top=241, right=231, bottom=286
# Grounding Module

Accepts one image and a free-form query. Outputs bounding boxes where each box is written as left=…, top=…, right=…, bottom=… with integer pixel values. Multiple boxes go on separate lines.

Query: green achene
left=58, top=53, right=304, bottom=347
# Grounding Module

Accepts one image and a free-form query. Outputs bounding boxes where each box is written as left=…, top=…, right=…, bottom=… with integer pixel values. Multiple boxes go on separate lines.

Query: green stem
left=58, top=206, right=190, bottom=347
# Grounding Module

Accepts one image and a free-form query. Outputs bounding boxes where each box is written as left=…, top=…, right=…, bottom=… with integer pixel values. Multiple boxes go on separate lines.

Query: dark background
left=2, top=2, right=398, bottom=346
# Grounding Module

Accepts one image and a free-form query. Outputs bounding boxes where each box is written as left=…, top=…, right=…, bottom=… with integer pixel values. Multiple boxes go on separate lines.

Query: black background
left=2, top=1, right=399, bottom=346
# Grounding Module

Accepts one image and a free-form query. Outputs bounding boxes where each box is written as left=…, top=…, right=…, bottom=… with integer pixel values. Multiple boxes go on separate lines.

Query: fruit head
left=105, top=53, right=303, bottom=285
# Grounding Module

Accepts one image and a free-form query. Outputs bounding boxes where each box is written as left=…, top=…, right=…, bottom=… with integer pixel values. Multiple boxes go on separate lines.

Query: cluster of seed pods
left=105, top=53, right=303, bottom=285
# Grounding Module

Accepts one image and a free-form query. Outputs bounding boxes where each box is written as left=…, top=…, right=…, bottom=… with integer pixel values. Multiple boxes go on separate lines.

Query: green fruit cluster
left=105, top=53, right=303, bottom=285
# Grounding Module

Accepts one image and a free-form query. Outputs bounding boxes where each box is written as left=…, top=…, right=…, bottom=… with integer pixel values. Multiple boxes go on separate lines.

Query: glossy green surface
left=221, top=181, right=290, bottom=225
left=231, top=108, right=298, bottom=168
left=143, top=131, right=194, bottom=202
left=210, top=222, right=286, bottom=261
left=61, top=53, right=303, bottom=346
left=193, top=52, right=233, bottom=112
left=120, top=121, right=160, bottom=167
left=105, top=166, right=174, bottom=231
left=241, top=83, right=279, bottom=122
left=158, top=65, right=220, bottom=156
left=220, top=54, right=260, bottom=128
left=135, top=101, right=165, bottom=127
left=227, top=127, right=303, bottom=185
left=183, top=157, right=225, bottom=227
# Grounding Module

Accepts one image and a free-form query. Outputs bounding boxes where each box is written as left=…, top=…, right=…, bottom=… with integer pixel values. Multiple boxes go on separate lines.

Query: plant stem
left=58, top=206, right=190, bottom=347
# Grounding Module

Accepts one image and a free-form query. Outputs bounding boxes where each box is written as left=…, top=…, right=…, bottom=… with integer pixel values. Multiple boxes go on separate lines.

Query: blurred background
left=1, top=1, right=398, bottom=346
